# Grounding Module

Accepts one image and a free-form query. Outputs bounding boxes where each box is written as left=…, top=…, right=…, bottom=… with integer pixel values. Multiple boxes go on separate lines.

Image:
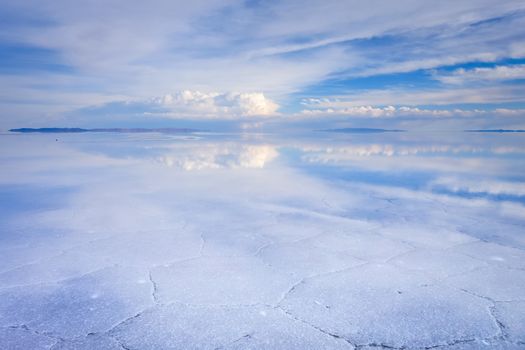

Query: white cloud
left=1, top=0, right=525, bottom=126
left=298, top=104, right=525, bottom=119
left=298, top=84, right=525, bottom=111
left=152, top=90, right=279, bottom=118
left=300, top=105, right=397, bottom=118
left=434, top=65, right=525, bottom=85
left=230, top=92, right=280, bottom=116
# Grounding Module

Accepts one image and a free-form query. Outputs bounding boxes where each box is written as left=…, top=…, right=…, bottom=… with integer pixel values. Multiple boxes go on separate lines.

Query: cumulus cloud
left=299, top=84, right=525, bottom=108
left=152, top=90, right=279, bottom=118
left=300, top=105, right=397, bottom=118
left=297, top=104, right=525, bottom=118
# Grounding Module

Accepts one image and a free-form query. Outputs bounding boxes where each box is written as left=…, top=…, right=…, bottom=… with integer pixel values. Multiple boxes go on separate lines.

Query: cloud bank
left=298, top=104, right=525, bottom=119
left=152, top=91, right=279, bottom=118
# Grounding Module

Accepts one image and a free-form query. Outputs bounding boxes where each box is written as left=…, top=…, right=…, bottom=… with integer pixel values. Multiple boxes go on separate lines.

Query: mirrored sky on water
left=1, top=131, right=525, bottom=349
left=3, top=130, right=524, bottom=204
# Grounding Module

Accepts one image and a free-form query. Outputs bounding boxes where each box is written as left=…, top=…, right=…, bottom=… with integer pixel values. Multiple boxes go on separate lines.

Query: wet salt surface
left=0, top=131, right=524, bottom=349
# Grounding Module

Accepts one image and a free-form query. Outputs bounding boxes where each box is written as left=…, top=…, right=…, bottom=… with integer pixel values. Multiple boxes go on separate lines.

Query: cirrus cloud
left=434, top=64, right=525, bottom=85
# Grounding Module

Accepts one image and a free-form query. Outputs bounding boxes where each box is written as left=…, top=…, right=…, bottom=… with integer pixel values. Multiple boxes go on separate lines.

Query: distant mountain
left=464, top=129, right=525, bottom=133
left=10, top=128, right=89, bottom=133
left=320, top=128, right=405, bottom=133
left=10, top=127, right=202, bottom=133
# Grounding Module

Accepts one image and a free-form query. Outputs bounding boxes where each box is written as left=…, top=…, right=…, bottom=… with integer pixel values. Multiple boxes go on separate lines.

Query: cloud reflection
left=156, top=144, right=278, bottom=170
left=1, top=131, right=525, bottom=348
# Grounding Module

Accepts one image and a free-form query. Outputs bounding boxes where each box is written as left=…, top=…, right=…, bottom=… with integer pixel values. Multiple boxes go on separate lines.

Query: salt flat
left=0, top=131, right=524, bottom=349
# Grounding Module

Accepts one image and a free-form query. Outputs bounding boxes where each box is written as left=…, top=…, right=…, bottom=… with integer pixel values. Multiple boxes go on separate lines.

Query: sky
left=1, top=0, right=525, bottom=130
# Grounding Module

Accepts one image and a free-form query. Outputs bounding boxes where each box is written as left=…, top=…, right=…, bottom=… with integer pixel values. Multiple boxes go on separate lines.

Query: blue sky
left=1, top=0, right=525, bottom=130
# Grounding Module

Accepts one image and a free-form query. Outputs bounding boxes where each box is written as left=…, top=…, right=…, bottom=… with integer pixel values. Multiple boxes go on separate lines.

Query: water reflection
left=0, top=131, right=524, bottom=348
left=156, top=144, right=278, bottom=170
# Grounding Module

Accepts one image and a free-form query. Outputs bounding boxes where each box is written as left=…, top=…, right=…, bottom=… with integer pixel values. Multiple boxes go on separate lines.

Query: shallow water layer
left=0, top=131, right=524, bottom=349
